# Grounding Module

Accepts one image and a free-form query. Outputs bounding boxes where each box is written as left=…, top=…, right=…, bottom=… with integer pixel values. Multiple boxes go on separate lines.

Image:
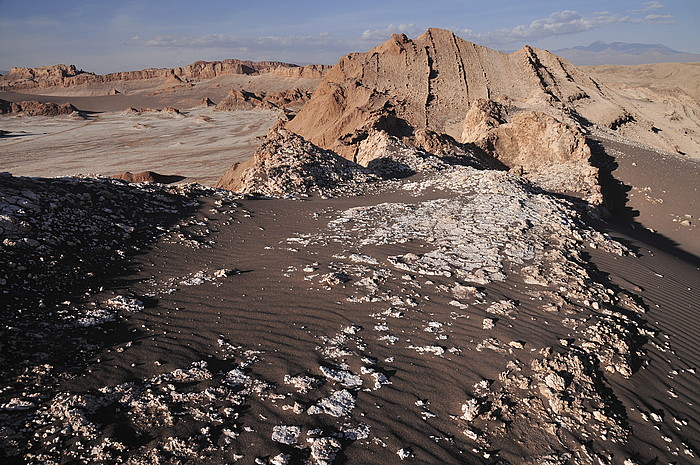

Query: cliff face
left=0, top=60, right=329, bottom=91
left=286, top=28, right=626, bottom=160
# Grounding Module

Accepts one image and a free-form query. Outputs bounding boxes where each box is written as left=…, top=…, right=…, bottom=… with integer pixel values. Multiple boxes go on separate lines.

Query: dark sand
left=2, top=160, right=698, bottom=463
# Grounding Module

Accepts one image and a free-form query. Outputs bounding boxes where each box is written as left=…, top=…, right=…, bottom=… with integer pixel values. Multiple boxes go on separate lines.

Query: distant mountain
left=554, top=41, right=700, bottom=65
left=0, top=70, right=9, bottom=76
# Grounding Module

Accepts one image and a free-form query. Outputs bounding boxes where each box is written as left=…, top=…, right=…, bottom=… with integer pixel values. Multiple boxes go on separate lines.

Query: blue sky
left=1, top=0, right=698, bottom=73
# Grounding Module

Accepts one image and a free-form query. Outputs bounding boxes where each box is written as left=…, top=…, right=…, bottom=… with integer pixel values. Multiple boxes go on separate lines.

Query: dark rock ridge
left=0, top=98, right=79, bottom=116
left=213, top=88, right=312, bottom=111
left=112, top=171, right=186, bottom=184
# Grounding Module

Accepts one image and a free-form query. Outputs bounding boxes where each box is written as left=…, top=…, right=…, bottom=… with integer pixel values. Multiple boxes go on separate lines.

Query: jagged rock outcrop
left=214, top=89, right=263, bottom=111
left=462, top=99, right=602, bottom=204
left=121, top=107, right=184, bottom=118
left=3, top=64, right=84, bottom=81
left=215, top=125, right=377, bottom=197
left=0, top=59, right=327, bottom=91
left=287, top=28, right=628, bottom=160
left=214, top=88, right=312, bottom=111
left=355, top=129, right=501, bottom=178
left=0, top=99, right=79, bottom=116
left=270, top=64, right=331, bottom=79
left=279, top=28, right=636, bottom=203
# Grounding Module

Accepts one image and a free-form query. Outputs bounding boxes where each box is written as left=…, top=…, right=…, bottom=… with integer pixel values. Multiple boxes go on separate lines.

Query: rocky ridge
left=0, top=99, right=79, bottom=117
left=274, top=28, right=695, bottom=204
left=215, top=123, right=498, bottom=197
left=214, top=88, right=312, bottom=112
left=0, top=60, right=329, bottom=91
left=286, top=28, right=629, bottom=157
left=216, top=125, right=379, bottom=197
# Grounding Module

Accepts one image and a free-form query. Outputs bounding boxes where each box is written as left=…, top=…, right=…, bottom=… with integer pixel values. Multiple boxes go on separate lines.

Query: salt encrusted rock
left=271, top=425, right=301, bottom=445
left=397, top=447, right=414, bottom=460
left=337, top=423, right=371, bottom=440
left=307, top=437, right=342, bottom=465
left=284, top=374, right=323, bottom=393
left=319, top=365, right=363, bottom=388
left=216, top=126, right=379, bottom=197
left=269, top=453, right=292, bottom=465
left=371, top=371, right=391, bottom=389
left=106, top=295, right=144, bottom=312
left=355, top=130, right=451, bottom=178
left=307, top=390, right=356, bottom=417
left=485, top=300, right=518, bottom=318
left=320, top=271, right=350, bottom=286
left=461, top=398, right=480, bottom=421
left=224, top=368, right=249, bottom=386
left=408, top=345, right=446, bottom=356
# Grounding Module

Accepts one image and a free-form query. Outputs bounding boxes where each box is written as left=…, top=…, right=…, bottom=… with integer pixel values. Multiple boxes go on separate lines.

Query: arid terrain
left=1, top=29, right=699, bottom=465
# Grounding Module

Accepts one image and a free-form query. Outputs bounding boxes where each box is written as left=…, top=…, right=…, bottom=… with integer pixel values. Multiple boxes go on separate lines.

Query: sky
left=1, top=0, right=698, bottom=74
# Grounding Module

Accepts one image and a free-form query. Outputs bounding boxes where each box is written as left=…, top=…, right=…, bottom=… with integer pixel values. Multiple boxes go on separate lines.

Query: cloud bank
left=127, top=3, right=676, bottom=65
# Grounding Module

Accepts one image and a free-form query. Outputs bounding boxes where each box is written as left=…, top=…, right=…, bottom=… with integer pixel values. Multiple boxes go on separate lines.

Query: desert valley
left=1, top=28, right=699, bottom=465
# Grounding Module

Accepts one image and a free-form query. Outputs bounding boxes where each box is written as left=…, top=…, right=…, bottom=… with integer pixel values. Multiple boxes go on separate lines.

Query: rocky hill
left=0, top=98, right=79, bottom=116
left=287, top=28, right=629, bottom=156
left=270, top=28, right=697, bottom=205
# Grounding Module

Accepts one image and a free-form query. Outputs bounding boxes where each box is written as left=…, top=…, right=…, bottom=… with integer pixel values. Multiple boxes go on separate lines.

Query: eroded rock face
left=462, top=99, right=602, bottom=204
left=214, top=89, right=264, bottom=111
left=111, top=171, right=184, bottom=184
left=286, top=28, right=624, bottom=160
left=0, top=60, right=327, bottom=91
left=0, top=99, right=79, bottom=116
left=213, top=88, right=311, bottom=111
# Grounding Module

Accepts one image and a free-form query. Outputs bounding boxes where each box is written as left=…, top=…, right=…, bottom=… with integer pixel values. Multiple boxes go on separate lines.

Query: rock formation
left=213, top=89, right=263, bottom=111
left=287, top=29, right=625, bottom=158
left=462, top=99, right=601, bottom=204
left=0, top=99, right=79, bottom=116
left=199, top=97, right=214, bottom=107
left=216, top=125, right=377, bottom=197
left=0, top=60, right=329, bottom=91
left=277, top=28, right=642, bottom=204
left=112, top=171, right=185, bottom=184
left=269, top=64, right=331, bottom=79
left=214, top=88, right=312, bottom=111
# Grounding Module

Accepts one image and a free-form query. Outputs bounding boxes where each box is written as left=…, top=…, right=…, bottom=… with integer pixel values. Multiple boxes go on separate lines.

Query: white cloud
left=645, top=13, right=675, bottom=24
left=360, top=24, right=421, bottom=41
left=456, top=10, right=638, bottom=45
left=137, top=33, right=332, bottom=50
left=631, top=1, right=665, bottom=13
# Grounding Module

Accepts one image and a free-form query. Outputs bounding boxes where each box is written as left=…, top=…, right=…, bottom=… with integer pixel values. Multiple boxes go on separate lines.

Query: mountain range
left=554, top=41, right=700, bottom=65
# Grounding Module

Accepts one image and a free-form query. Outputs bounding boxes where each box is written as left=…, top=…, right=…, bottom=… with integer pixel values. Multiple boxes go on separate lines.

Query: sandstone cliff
left=0, top=60, right=329, bottom=91
left=462, top=99, right=601, bottom=204
left=286, top=28, right=628, bottom=161
left=213, top=88, right=312, bottom=111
